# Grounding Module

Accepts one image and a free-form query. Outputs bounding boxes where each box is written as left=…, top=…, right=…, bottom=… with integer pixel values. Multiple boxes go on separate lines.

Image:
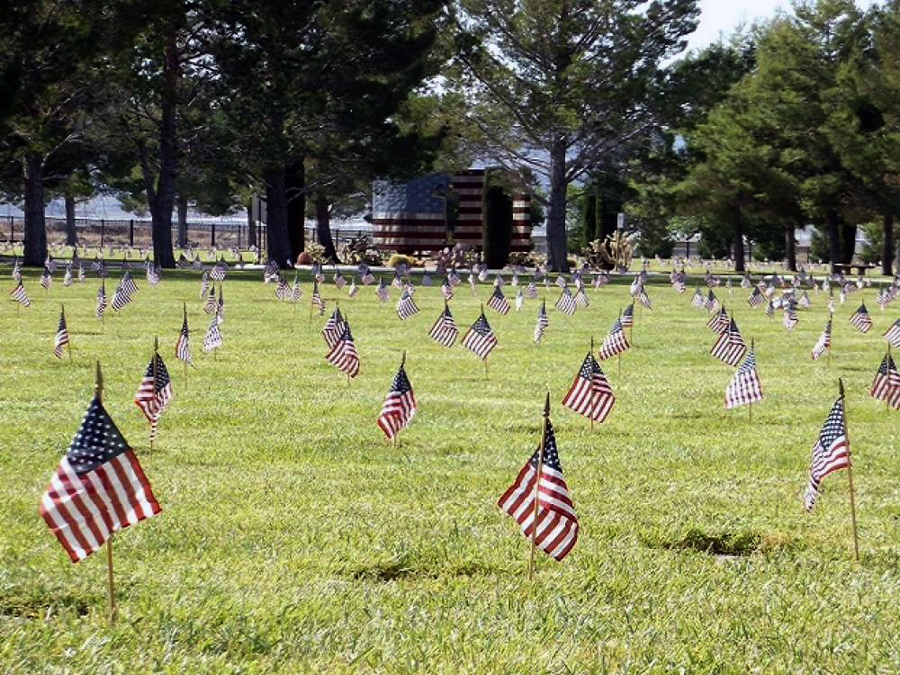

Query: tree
left=451, top=0, right=699, bottom=271
left=0, top=0, right=109, bottom=266
left=211, top=0, right=448, bottom=267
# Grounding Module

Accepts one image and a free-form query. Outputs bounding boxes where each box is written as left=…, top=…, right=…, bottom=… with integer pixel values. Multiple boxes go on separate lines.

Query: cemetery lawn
left=1, top=266, right=899, bottom=673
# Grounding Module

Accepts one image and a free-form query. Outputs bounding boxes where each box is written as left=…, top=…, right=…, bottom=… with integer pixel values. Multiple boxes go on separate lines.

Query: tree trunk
left=785, top=223, right=797, bottom=271
left=882, top=212, right=894, bottom=277
left=150, top=34, right=179, bottom=268
left=547, top=141, right=569, bottom=272
left=732, top=204, right=745, bottom=273
left=247, top=197, right=256, bottom=248
left=840, top=224, right=856, bottom=265
left=314, top=194, right=338, bottom=263
left=285, top=160, right=305, bottom=262
left=265, top=165, right=293, bottom=267
left=64, top=194, right=78, bottom=247
left=826, top=208, right=841, bottom=273
left=176, top=193, right=188, bottom=248
left=23, top=153, right=47, bottom=267
left=581, top=192, right=596, bottom=243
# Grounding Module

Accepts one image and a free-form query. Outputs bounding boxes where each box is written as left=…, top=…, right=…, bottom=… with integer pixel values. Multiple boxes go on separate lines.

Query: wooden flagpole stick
left=887, top=345, right=893, bottom=413
left=618, top=307, right=623, bottom=378
left=838, top=378, right=860, bottom=562
left=182, top=302, right=188, bottom=389
left=528, top=392, right=550, bottom=582
left=150, top=336, right=158, bottom=455
left=590, top=336, right=595, bottom=432
left=749, top=337, right=754, bottom=424
left=392, top=350, right=407, bottom=448
left=95, top=361, right=116, bottom=623
left=63, top=304, right=73, bottom=362
left=828, top=309, right=833, bottom=367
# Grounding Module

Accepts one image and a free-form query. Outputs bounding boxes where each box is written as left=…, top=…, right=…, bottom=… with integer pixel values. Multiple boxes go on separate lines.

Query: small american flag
left=421, top=273, right=432, bottom=287
left=849, top=303, right=872, bottom=333
left=176, top=311, right=191, bottom=365
left=741, top=274, right=751, bottom=289
left=555, top=274, right=566, bottom=288
left=120, top=271, right=138, bottom=296
left=204, top=285, right=217, bottom=314
left=10, top=282, right=30, bottom=307
left=202, top=315, right=222, bottom=352
left=515, top=288, right=524, bottom=311
left=884, top=319, right=900, bottom=349
left=782, top=304, right=799, bottom=331
left=392, top=270, right=404, bottom=289
left=347, top=278, right=358, bottom=298
left=111, top=282, right=133, bottom=312
left=533, top=300, right=549, bottom=343
left=497, top=418, right=578, bottom=562
left=146, top=262, right=160, bottom=286
left=396, top=289, right=420, bottom=319
left=487, top=286, right=511, bottom=315
left=95, top=282, right=107, bottom=318
left=290, top=274, right=302, bottom=302
left=748, top=288, right=765, bottom=307
left=441, top=277, right=454, bottom=300
left=804, top=397, right=849, bottom=511
left=478, top=267, right=489, bottom=282
left=598, top=317, right=629, bottom=361
left=574, top=288, right=590, bottom=308
left=725, top=348, right=762, bottom=409
left=134, top=353, right=173, bottom=443
left=12, top=258, right=21, bottom=282
left=326, top=321, right=360, bottom=378
left=362, top=271, right=375, bottom=286
left=811, top=320, right=832, bottom=360
left=210, top=260, right=227, bottom=282
left=429, top=303, right=458, bottom=347
left=63, top=265, right=73, bottom=287
left=314, top=264, right=325, bottom=284
left=493, top=274, right=504, bottom=287
left=621, top=303, right=634, bottom=328
left=274, top=275, right=288, bottom=300
left=322, top=306, right=345, bottom=348
left=448, top=270, right=461, bottom=286
left=200, top=271, right=210, bottom=298
left=798, top=291, right=810, bottom=308
left=462, top=311, right=497, bottom=359
left=376, top=278, right=389, bottom=303
left=593, top=271, right=609, bottom=288
left=636, top=286, right=651, bottom=309
left=691, top=288, right=705, bottom=308
left=706, top=307, right=729, bottom=333
left=53, top=308, right=69, bottom=359
left=39, top=394, right=160, bottom=562
left=333, top=271, right=346, bottom=289
left=705, top=290, right=719, bottom=311
left=376, top=361, right=417, bottom=440
left=40, top=266, right=52, bottom=289
left=510, top=272, right=519, bottom=287
left=870, top=353, right=900, bottom=408
left=555, top=287, right=576, bottom=316
left=711, top=318, right=746, bottom=366
left=524, top=280, right=538, bottom=299
left=312, top=281, right=325, bottom=315
left=562, top=351, right=615, bottom=422
left=217, top=287, right=224, bottom=322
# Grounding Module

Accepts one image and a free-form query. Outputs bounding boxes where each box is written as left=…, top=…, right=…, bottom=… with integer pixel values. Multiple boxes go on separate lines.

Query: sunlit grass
left=1, top=265, right=898, bottom=673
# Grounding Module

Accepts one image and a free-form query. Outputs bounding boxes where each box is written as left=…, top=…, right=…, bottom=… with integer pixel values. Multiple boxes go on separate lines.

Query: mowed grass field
left=1, top=264, right=899, bottom=674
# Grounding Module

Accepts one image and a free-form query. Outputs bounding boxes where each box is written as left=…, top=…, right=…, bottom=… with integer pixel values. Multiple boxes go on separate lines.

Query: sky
left=688, top=0, right=881, bottom=51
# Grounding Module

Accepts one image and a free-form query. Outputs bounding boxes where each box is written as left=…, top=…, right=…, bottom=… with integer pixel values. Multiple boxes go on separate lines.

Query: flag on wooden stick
left=175, top=308, right=191, bottom=365
left=811, top=320, right=832, bottom=360
left=849, top=303, right=872, bottom=333
left=869, top=352, right=900, bottom=409
left=561, top=350, right=615, bottom=422
left=133, top=351, right=173, bottom=443
left=428, top=303, right=458, bottom=347
left=377, top=356, right=417, bottom=440
left=804, top=397, right=850, bottom=511
left=533, top=300, right=549, bottom=343
left=883, top=319, right=900, bottom=349
left=53, top=307, right=70, bottom=359
left=326, top=320, right=360, bottom=378
left=711, top=318, right=746, bottom=366
left=487, top=285, right=511, bottom=315
left=598, top=317, right=629, bottom=361
left=725, top=348, right=762, bottom=409
left=461, top=311, right=497, bottom=360
left=11, top=282, right=30, bottom=307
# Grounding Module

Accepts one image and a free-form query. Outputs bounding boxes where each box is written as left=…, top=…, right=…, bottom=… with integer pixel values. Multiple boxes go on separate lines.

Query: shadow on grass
left=0, top=588, right=98, bottom=618
left=351, top=557, right=494, bottom=582
left=640, top=527, right=793, bottom=557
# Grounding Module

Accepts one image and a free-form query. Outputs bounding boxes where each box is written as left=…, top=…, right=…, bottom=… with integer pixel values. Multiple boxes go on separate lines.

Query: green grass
left=1, top=266, right=899, bottom=673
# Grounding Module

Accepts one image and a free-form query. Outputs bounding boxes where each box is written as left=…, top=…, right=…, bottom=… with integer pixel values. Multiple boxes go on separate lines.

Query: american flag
left=448, top=269, right=461, bottom=286
left=524, top=280, right=538, bottom=299
left=811, top=320, right=832, bottom=360
left=804, top=397, right=849, bottom=511
left=765, top=300, right=774, bottom=318
left=429, top=302, right=458, bottom=347
left=40, top=266, right=52, bottom=289
left=711, top=318, right=746, bottom=366
left=376, top=278, right=389, bottom=303
left=598, top=317, right=629, bottom=361
left=510, top=272, right=519, bottom=287
left=176, top=311, right=191, bottom=365
left=782, top=304, right=799, bottom=331
left=422, top=273, right=432, bottom=287
left=748, top=288, right=765, bottom=307
left=120, top=271, right=138, bottom=296
left=533, top=300, right=549, bottom=343
left=497, top=419, right=578, bottom=562
left=39, top=394, right=160, bottom=562
left=12, top=258, right=21, bottom=282
left=204, top=285, right=217, bottom=314
left=849, top=303, right=872, bottom=333
left=827, top=295, right=835, bottom=314
left=312, top=281, right=325, bottom=315
left=883, top=319, right=900, bottom=348
left=10, top=282, right=30, bottom=307
left=216, top=286, right=225, bottom=323
left=487, top=286, right=511, bottom=315
left=325, top=321, right=360, bottom=378
left=468, top=273, right=477, bottom=292
left=636, top=286, right=651, bottom=309
left=705, top=290, right=719, bottom=311
left=376, top=361, right=417, bottom=440
left=111, top=282, right=133, bottom=312
left=200, top=271, right=209, bottom=298
left=396, top=289, right=420, bottom=319
left=555, top=287, right=576, bottom=316
left=347, top=278, right=358, bottom=298
left=691, top=288, right=705, bottom=308
left=333, top=271, right=346, bottom=289
left=741, top=274, right=751, bottom=289
left=95, top=282, right=107, bottom=318
left=798, top=291, right=810, bottom=308
left=322, top=306, right=345, bottom=348
left=724, top=348, right=762, bottom=409
left=478, top=267, right=489, bottom=282
left=574, top=288, right=590, bottom=308
left=263, top=260, right=279, bottom=283
left=441, top=277, right=454, bottom=300
left=493, top=274, right=504, bottom=287
left=202, top=314, right=222, bottom=352
left=210, top=259, right=227, bottom=281
left=371, top=173, right=449, bottom=251
left=146, top=263, right=160, bottom=286
left=621, top=303, right=634, bottom=328
left=362, top=271, right=375, bottom=286
left=870, top=353, right=900, bottom=408
left=562, top=351, right=615, bottom=422
left=629, top=276, right=641, bottom=296
left=53, top=308, right=69, bottom=359
left=515, top=288, right=524, bottom=311
left=63, top=265, right=73, bottom=287
left=392, top=270, right=404, bottom=289
left=555, top=274, right=566, bottom=288
left=313, top=264, right=325, bottom=284
left=274, top=275, right=289, bottom=300
left=288, top=274, right=300, bottom=302
left=134, top=353, right=173, bottom=442
left=706, top=306, right=729, bottom=333
left=461, top=311, right=497, bottom=359
left=593, top=271, right=609, bottom=288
